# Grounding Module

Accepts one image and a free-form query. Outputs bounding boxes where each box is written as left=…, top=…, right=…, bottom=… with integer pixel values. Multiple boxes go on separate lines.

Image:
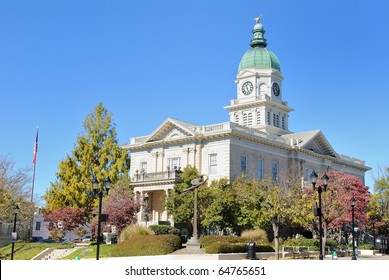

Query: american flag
left=33, top=128, right=39, bottom=164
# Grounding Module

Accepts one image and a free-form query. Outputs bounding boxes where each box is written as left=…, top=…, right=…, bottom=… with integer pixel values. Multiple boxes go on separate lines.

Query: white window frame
left=168, top=157, right=181, bottom=170
left=140, top=161, right=147, bottom=172
left=257, top=160, right=263, bottom=180
left=209, top=154, right=217, bottom=174
left=272, top=162, right=278, bottom=182
left=241, top=156, right=247, bottom=174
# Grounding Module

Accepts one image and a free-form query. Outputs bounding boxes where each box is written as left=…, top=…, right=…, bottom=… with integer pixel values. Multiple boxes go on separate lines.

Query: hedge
left=111, top=234, right=181, bottom=257
left=199, top=236, right=274, bottom=254
left=204, top=242, right=274, bottom=254
left=149, top=225, right=180, bottom=236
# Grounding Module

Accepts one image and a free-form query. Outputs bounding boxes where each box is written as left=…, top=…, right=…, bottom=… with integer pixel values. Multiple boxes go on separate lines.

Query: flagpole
left=31, top=161, right=36, bottom=203
left=30, top=127, right=39, bottom=240
left=31, top=127, right=39, bottom=203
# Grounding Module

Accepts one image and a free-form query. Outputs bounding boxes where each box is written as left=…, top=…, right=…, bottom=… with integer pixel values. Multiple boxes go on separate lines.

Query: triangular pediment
left=281, top=130, right=337, bottom=157
left=145, top=118, right=196, bottom=142
left=237, top=69, right=257, bottom=79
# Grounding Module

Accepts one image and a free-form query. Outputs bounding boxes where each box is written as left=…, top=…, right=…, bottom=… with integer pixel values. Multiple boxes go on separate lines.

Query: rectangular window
left=35, top=222, right=41, bottom=231
left=272, top=162, right=278, bottom=181
left=140, top=162, right=147, bottom=172
left=168, top=157, right=180, bottom=170
left=209, top=154, right=217, bottom=174
left=241, top=156, right=247, bottom=174
left=305, top=169, right=314, bottom=181
left=257, top=160, right=263, bottom=180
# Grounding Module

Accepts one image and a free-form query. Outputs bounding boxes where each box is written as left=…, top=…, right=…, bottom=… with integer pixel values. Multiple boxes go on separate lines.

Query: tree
left=231, top=175, right=309, bottom=259
left=231, top=176, right=262, bottom=231
left=367, top=167, right=389, bottom=236
left=200, top=178, right=240, bottom=233
left=165, top=165, right=199, bottom=224
left=0, top=155, right=36, bottom=239
left=44, top=206, right=87, bottom=240
left=44, top=102, right=131, bottom=216
left=256, top=177, right=307, bottom=259
left=305, top=170, right=370, bottom=253
left=92, top=177, right=141, bottom=236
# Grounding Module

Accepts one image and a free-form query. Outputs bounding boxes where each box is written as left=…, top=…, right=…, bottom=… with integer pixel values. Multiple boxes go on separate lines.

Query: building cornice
left=125, top=123, right=370, bottom=172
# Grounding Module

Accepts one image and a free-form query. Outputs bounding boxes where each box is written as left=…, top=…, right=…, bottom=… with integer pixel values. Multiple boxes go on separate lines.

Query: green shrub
left=325, top=239, right=337, bottom=248
left=199, top=235, right=274, bottom=254
left=204, top=242, right=246, bottom=254
left=359, top=243, right=375, bottom=250
left=149, top=225, right=180, bottom=235
left=112, top=234, right=181, bottom=257
left=283, top=237, right=337, bottom=251
left=203, top=241, right=274, bottom=254
left=241, top=229, right=269, bottom=243
left=119, top=224, right=154, bottom=243
left=199, top=236, right=243, bottom=248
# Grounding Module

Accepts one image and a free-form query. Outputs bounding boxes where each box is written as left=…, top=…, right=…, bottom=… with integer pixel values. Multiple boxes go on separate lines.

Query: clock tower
left=225, top=18, right=293, bottom=136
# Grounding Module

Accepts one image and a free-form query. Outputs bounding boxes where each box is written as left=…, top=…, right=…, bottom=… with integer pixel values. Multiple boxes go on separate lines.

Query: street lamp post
left=182, top=175, right=208, bottom=245
left=310, top=171, right=329, bottom=260
left=371, top=217, right=376, bottom=248
left=11, top=205, right=20, bottom=260
left=143, top=193, right=149, bottom=227
left=92, top=177, right=111, bottom=260
left=351, top=196, right=357, bottom=260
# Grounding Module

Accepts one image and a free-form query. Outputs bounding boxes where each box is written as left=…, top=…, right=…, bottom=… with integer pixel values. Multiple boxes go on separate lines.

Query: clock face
left=272, top=82, right=280, bottom=96
left=242, top=81, right=253, bottom=95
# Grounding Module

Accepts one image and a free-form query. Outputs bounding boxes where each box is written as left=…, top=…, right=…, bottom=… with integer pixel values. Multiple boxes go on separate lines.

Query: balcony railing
left=133, top=167, right=182, bottom=183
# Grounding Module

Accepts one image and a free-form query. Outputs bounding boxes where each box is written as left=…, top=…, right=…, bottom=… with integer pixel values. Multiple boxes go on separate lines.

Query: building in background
left=124, top=18, right=370, bottom=227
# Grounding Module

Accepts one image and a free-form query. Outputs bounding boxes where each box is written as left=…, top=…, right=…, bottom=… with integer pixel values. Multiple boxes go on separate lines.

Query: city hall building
left=123, top=19, right=370, bottom=227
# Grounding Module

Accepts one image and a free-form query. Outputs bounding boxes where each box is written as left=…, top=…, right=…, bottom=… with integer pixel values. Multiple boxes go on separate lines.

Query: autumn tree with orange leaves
left=305, top=170, right=370, bottom=253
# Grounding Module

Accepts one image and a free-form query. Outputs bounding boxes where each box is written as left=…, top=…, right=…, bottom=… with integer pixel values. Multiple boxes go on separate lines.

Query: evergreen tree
left=44, top=102, right=130, bottom=216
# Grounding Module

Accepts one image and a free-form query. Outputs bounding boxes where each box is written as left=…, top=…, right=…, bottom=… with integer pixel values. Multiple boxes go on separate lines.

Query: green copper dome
left=238, top=18, right=281, bottom=72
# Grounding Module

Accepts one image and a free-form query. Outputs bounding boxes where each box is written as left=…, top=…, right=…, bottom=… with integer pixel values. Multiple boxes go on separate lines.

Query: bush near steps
left=112, top=234, right=181, bottom=257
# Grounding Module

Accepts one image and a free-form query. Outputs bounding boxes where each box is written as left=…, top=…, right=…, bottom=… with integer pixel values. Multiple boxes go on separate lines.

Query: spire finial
left=250, top=16, right=267, bottom=48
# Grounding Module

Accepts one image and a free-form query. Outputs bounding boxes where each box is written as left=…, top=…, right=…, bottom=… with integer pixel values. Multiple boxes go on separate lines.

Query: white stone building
left=123, top=18, right=370, bottom=227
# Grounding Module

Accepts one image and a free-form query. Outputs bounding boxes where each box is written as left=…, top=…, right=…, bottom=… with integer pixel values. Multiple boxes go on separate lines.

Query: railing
left=133, top=168, right=182, bottom=182
left=337, top=154, right=366, bottom=165
left=229, top=95, right=270, bottom=106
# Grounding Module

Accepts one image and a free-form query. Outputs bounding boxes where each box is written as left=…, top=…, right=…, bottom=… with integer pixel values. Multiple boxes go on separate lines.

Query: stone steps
left=43, top=248, right=78, bottom=260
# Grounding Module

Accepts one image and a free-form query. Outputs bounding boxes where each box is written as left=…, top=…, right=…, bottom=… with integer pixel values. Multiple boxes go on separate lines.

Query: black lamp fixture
left=11, top=205, right=20, bottom=260
left=92, top=176, right=111, bottom=260
left=310, top=171, right=329, bottom=260
left=351, top=196, right=357, bottom=260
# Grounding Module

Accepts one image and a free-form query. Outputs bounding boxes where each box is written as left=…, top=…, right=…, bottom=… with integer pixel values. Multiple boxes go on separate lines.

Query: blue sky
left=1, top=0, right=388, bottom=203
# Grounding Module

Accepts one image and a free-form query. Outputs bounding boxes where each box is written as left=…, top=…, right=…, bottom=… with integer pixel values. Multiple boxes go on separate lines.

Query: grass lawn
left=0, top=241, right=117, bottom=260
left=0, top=241, right=74, bottom=260
left=60, top=244, right=116, bottom=260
